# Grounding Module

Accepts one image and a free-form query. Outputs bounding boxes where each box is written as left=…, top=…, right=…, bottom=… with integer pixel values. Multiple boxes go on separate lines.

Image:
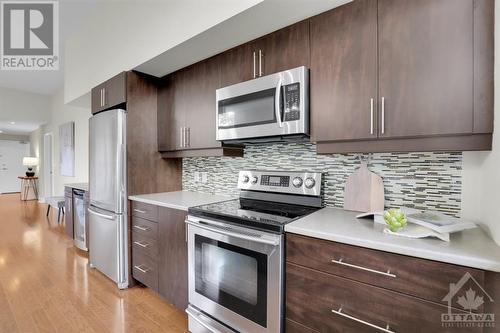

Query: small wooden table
left=18, top=176, right=39, bottom=201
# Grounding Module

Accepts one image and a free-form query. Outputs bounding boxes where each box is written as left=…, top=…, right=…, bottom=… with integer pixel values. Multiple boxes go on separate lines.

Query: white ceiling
left=135, top=0, right=351, bottom=77
left=0, top=121, right=41, bottom=135
left=0, top=0, right=98, bottom=95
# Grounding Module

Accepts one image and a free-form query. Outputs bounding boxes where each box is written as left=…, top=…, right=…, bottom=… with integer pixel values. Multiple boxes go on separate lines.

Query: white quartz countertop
left=285, top=207, right=500, bottom=272
left=128, top=191, right=233, bottom=211
left=64, top=183, right=88, bottom=191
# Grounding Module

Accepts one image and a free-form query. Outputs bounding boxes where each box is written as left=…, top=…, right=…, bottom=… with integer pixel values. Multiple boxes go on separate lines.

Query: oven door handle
left=186, top=219, right=280, bottom=246
left=275, top=74, right=283, bottom=128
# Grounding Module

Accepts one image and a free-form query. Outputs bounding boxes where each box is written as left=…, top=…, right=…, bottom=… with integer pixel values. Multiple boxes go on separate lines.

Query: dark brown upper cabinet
left=254, top=20, right=310, bottom=78
left=184, top=56, right=222, bottom=150
left=157, top=57, right=243, bottom=158
left=220, top=20, right=310, bottom=87
left=312, top=0, right=494, bottom=153
left=91, top=72, right=127, bottom=114
left=378, top=0, right=473, bottom=138
left=310, top=0, right=378, bottom=142
left=220, top=42, right=256, bottom=87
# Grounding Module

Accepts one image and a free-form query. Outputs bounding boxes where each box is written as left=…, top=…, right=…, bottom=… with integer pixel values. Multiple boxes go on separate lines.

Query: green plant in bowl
left=384, top=208, right=408, bottom=232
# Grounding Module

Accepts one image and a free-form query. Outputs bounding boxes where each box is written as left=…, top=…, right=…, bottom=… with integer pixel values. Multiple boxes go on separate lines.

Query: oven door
left=186, top=217, right=283, bottom=333
left=216, top=66, right=308, bottom=141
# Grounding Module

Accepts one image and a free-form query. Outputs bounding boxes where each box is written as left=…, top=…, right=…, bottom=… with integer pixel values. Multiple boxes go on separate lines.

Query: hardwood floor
left=0, top=194, right=188, bottom=333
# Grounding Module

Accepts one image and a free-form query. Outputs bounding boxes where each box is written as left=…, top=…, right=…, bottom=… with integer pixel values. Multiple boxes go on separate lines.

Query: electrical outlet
left=194, top=171, right=200, bottom=182
left=201, top=172, right=208, bottom=183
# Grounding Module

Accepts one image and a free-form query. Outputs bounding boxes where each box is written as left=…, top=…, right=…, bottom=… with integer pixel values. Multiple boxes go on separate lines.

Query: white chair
left=46, top=196, right=65, bottom=223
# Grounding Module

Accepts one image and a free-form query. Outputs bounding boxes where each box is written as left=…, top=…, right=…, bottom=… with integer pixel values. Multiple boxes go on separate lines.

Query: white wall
left=30, top=90, right=91, bottom=198
left=64, top=0, right=262, bottom=104
left=461, top=4, right=500, bottom=245
left=0, top=87, right=50, bottom=132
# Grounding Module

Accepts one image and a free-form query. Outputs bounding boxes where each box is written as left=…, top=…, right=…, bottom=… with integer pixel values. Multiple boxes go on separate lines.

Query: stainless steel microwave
left=216, top=66, right=309, bottom=142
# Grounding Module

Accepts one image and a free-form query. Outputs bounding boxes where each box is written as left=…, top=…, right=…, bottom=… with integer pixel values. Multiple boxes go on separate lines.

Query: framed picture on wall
left=59, top=121, right=75, bottom=177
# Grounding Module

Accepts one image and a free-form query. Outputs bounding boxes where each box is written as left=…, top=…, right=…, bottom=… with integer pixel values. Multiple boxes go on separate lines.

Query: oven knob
left=241, top=175, right=250, bottom=183
left=304, top=177, right=316, bottom=189
left=292, top=177, right=303, bottom=188
left=251, top=176, right=258, bottom=184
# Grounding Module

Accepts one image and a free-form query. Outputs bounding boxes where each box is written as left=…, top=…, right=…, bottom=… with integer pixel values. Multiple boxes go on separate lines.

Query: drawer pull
left=133, top=209, right=147, bottom=214
left=133, top=241, right=150, bottom=248
left=332, top=307, right=395, bottom=333
left=134, top=265, right=150, bottom=274
left=133, top=225, right=149, bottom=231
left=331, top=258, right=396, bottom=278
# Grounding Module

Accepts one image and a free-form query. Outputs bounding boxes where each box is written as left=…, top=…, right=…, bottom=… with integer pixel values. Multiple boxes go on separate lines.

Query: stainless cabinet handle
left=133, top=225, right=149, bottom=231
left=134, top=265, right=150, bottom=274
left=381, top=97, right=385, bottom=134
left=133, top=241, right=150, bottom=248
left=332, top=308, right=395, bottom=333
left=179, top=127, right=184, bottom=148
left=133, top=208, right=146, bottom=214
left=331, top=258, right=396, bottom=278
left=259, top=49, right=263, bottom=76
left=102, top=88, right=106, bottom=106
left=253, top=51, right=257, bottom=78
left=100, top=88, right=104, bottom=107
left=370, top=98, right=374, bottom=135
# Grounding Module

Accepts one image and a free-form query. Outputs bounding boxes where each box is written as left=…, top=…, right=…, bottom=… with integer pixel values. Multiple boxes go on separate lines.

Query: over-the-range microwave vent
left=221, top=133, right=310, bottom=146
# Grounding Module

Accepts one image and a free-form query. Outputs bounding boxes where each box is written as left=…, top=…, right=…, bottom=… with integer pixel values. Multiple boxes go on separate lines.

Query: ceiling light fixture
left=9, top=121, right=15, bottom=125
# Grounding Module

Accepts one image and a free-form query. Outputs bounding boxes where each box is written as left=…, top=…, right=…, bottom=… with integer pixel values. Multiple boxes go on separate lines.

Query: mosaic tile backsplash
left=182, top=142, right=462, bottom=216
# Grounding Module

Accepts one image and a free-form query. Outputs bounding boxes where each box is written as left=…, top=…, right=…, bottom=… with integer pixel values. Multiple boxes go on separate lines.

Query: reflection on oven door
left=201, top=242, right=258, bottom=305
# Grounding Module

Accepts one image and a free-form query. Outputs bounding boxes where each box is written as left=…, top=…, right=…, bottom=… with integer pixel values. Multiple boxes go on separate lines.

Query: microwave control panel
left=283, top=83, right=300, bottom=121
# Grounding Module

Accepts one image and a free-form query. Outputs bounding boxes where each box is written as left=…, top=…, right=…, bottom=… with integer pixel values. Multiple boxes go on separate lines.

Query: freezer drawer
left=88, top=206, right=129, bottom=289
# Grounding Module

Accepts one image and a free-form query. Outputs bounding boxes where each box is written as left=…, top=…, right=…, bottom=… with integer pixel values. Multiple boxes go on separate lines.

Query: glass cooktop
left=188, top=198, right=320, bottom=233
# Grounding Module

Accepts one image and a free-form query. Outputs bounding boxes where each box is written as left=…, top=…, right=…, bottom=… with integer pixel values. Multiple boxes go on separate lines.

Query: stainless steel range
left=186, top=170, right=322, bottom=333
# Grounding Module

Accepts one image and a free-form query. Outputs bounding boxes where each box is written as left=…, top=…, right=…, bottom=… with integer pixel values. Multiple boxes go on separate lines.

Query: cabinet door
left=219, top=42, right=255, bottom=87
left=158, top=207, right=188, bottom=311
left=378, top=0, right=473, bottom=138
left=64, top=196, right=73, bottom=238
left=91, top=83, right=105, bottom=114
left=310, top=0, right=378, bottom=142
left=256, top=20, right=310, bottom=77
left=184, top=56, right=221, bottom=150
left=157, top=74, right=184, bottom=151
left=104, top=72, right=127, bottom=109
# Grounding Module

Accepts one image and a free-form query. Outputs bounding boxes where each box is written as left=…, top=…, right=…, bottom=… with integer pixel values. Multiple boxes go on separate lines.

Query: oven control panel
left=238, top=170, right=321, bottom=196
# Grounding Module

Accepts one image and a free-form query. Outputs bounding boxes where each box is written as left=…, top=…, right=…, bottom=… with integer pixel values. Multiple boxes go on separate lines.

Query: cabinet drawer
left=131, top=201, right=158, bottom=222
left=131, top=216, right=158, bottom=239
left=131, top=232, right=158, bottom=258
left=286, top=234, right=485, bottom=306
left=132, top=251, right=158, bottom=291
left=285, top=319, right=318, bottom=333
left=286, top=263, right=481, bottom=333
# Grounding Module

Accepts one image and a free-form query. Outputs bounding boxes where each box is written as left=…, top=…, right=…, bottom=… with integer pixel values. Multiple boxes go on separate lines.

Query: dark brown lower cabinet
left=131, top=201, right=188, bottom=311
left=286, top=234, right=498, bottom=333
left=287, top=263, right=481, bottom=333
left=158, top=206, right=188, bottom=311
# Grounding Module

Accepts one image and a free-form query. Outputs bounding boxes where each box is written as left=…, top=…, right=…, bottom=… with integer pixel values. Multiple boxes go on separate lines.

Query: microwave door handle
left=274, top=75, right=283, bottom=128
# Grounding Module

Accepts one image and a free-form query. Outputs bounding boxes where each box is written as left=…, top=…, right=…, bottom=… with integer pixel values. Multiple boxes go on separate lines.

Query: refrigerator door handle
left=88, top=207, right=115, bottom=220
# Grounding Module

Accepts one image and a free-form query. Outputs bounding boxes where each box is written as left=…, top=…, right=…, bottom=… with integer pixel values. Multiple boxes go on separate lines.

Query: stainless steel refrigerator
left=88, top=109, right=129, bottom=289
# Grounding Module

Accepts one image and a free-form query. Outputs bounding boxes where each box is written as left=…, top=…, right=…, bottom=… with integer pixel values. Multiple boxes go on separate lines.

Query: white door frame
left=43, top=133, right=54, bottom=200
